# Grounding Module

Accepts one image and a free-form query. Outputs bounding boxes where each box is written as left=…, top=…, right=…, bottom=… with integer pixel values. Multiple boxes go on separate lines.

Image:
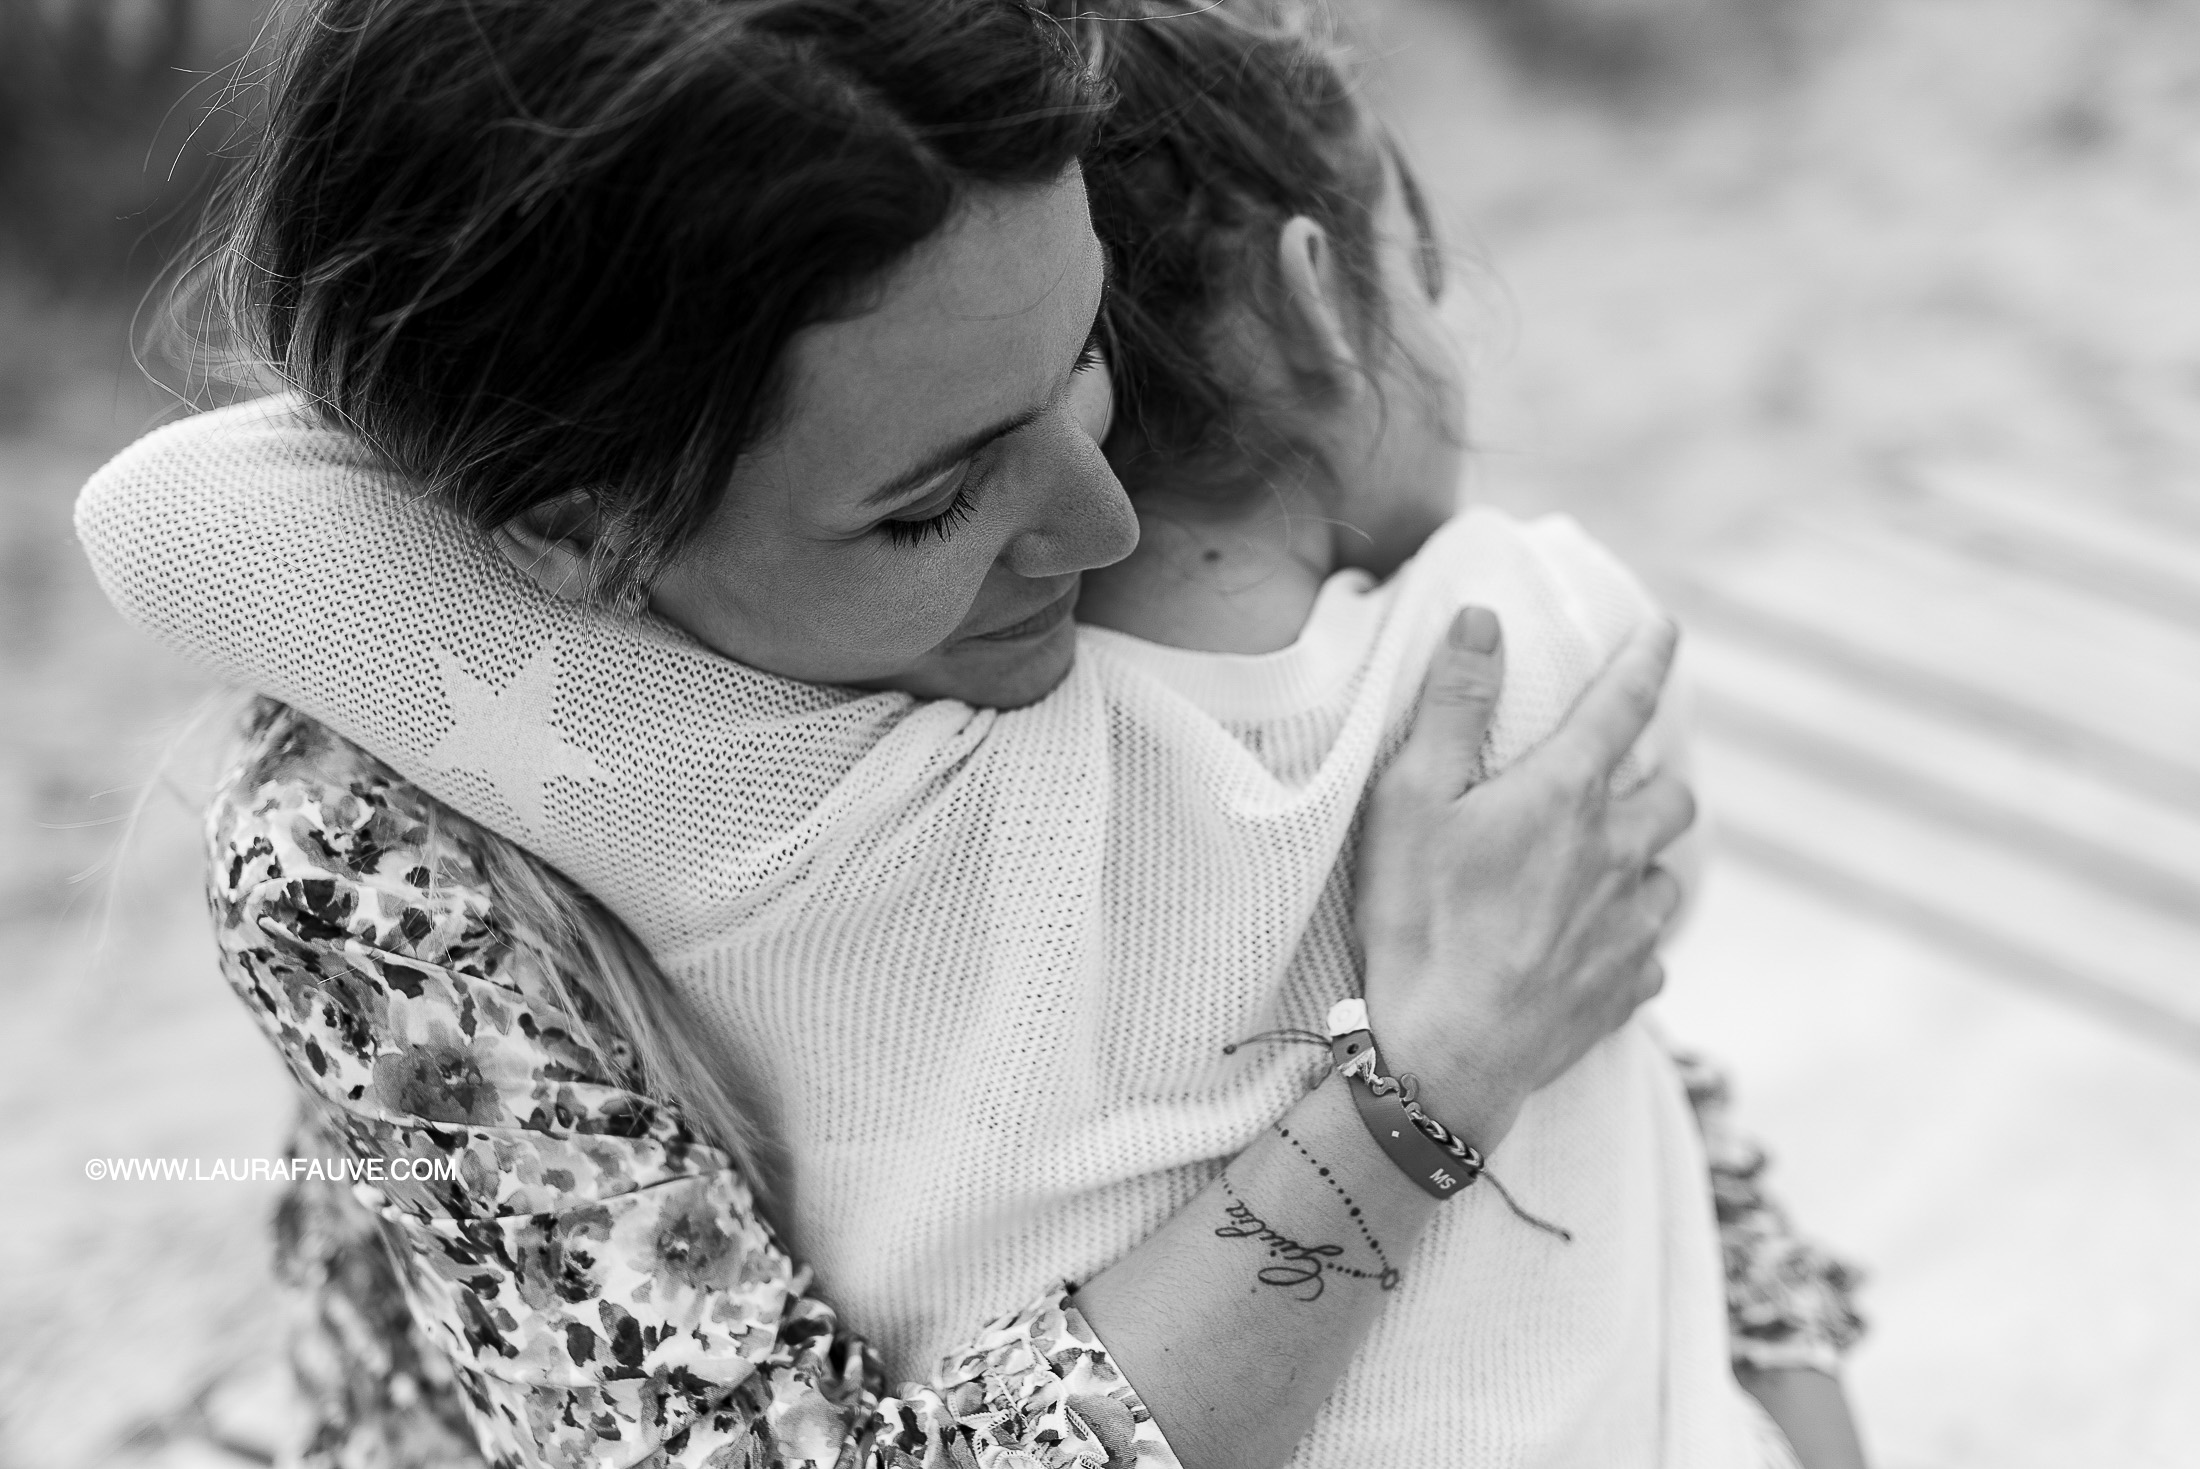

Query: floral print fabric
left=214, top=704, right=1175, bottom=1469
left=210, top=702, right=1860, bottom=1467
left=1674, top=1051, right=1869, bottom=1377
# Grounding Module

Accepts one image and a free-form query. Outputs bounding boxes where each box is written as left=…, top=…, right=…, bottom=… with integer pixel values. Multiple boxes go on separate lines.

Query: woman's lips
left=967, top=587, right=1078, bottom=642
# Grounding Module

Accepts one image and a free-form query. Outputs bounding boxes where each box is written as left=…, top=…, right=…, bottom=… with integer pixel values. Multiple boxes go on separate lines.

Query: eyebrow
left=859, top=249, right=1115, bottom=511
left=860, top=402, right=1051, bottom=510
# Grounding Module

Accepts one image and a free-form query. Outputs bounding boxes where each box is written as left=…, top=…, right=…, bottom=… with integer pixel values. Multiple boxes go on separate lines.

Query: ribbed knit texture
left=78, top=397, right=1763, bottom=1468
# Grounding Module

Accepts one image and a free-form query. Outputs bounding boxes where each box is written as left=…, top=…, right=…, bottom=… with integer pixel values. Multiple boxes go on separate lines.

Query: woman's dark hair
left=194, top=0, right=1106, bottom=603
left=1061, top=0, right=1446, bottom=503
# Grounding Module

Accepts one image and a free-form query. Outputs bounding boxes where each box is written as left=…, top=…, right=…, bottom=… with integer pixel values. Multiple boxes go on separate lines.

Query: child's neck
left=1075, top=472, right=1339, bottom=655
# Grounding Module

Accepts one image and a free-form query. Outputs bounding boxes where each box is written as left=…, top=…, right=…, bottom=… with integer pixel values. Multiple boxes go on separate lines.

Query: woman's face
left=648, top=168, right=1134, bottom=709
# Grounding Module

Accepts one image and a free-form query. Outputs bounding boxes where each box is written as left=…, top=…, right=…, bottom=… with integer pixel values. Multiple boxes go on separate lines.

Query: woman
left=79, top=0, right=1858, bottom=1464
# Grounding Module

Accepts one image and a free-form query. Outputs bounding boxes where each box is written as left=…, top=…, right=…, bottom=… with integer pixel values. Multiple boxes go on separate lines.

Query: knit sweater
left=78, top=398, right=1767, bottom=1468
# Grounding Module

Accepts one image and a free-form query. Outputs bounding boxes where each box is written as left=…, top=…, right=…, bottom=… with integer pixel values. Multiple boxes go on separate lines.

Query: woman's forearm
left=1071, top=1071, right=1441, bottom=1469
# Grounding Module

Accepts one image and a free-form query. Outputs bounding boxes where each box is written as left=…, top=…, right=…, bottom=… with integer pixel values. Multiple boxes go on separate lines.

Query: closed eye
left=882, top=464, right=981, bottom=547
left=878, top=252, right=1108, bottom=547
left=1075, top=254, right=1113, bottom=374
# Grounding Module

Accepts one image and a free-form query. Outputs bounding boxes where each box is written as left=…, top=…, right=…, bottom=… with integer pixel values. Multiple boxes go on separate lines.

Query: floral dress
left=209, top=701, right=1862, bottom=1469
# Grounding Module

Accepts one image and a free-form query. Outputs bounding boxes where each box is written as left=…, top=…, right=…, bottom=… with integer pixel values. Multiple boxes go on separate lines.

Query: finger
left=1598, top=955, right=1665, bottom=1039
left=1608, top=773, right=1697, bottom=867
left=1396, top=606, right=1506, bottom=798
left=1538, top=619, right=1679, bottom=790
left=1638, top=865, right=1683, bottom=931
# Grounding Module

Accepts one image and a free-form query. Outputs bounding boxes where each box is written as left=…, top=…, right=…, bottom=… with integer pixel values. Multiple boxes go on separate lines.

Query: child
left=78, top=2, right=1861, bottom=1465
left=1070, top=11, right=1865, bottom=1464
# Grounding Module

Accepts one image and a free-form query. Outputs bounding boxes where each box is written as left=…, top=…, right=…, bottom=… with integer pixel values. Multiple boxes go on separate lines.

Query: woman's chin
left=903, top=622, right=1079, bottom=710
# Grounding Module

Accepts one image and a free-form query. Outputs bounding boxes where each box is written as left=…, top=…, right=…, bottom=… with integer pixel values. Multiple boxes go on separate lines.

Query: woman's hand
left=1355, top=606, right=1695, bottom=1153
left=1069, top=607, right=1695, bottom=1469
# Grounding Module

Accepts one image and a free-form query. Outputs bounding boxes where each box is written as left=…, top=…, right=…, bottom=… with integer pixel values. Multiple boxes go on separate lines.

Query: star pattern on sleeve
left=422, top=638, right=606, bottom=838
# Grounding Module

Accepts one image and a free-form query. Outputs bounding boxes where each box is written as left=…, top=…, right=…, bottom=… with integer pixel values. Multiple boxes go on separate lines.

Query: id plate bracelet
left=1324, top=998, right=1484, bottom=1200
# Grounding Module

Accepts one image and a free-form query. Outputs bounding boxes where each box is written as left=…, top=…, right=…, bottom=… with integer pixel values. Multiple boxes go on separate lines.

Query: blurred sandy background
left=3, top=0, right=2196, bottom=1464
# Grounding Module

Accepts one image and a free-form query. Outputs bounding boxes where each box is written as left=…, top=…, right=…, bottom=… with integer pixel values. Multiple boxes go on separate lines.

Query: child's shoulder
left=1406, top=506, right=1660, bottom=648
left=1392, top=509, right=1666, bottom=790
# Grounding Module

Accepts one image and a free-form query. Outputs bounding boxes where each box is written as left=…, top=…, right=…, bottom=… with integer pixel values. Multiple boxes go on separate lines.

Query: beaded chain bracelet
left=1223, top=1000, right=1572, bottom=1241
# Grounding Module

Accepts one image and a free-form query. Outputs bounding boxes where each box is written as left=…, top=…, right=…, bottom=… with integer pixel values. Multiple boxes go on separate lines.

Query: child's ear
left=1273, top=215, right=1364, bottom=390
left=491, top=489, right=617, bottom=603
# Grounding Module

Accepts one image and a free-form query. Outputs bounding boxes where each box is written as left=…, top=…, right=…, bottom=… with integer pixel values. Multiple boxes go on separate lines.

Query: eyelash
left=883, top=330, right=1105, bottom=549
left=883, top=473, right=980, bottom=548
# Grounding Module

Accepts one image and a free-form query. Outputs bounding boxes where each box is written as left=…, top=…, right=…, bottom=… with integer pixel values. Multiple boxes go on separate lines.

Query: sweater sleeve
left=213, top=706, right=1178, bottom=1469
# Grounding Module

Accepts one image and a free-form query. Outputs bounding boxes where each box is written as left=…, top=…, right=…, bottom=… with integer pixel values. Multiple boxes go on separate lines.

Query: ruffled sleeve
left=1670, top=1049, right=1867, bottom=1378
left=212, top=703, right=1177, bottom=1469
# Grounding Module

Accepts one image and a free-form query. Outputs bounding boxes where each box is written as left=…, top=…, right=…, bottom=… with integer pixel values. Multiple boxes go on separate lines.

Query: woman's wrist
left=1281, top=1068, right=1451, bottom=1228
left=1068, top=1070, right=1441, bottom=1469
left=1352, top=989, right=1526, bottom=1159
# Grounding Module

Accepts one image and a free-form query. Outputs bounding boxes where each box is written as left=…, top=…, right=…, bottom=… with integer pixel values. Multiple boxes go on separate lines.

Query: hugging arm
left=224, top=616, right=1694, bottom=1469
left=217, top=707, right=1174, bottom=1469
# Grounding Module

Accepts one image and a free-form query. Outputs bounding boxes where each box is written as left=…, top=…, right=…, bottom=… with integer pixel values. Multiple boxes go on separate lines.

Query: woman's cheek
left=827, top=536, right=999, bottom=659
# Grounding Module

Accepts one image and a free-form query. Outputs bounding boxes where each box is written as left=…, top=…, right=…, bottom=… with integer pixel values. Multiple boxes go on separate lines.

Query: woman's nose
left=1001, top=409, right=1139, bottom=579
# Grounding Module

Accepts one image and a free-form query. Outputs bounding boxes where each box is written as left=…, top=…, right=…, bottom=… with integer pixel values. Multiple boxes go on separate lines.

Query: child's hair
left=183, top=0, right=1104, bottom=608
left=1065, top=0, right=1450, bottom=504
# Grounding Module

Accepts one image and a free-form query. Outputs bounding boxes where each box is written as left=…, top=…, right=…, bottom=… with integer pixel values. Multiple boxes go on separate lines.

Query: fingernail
left=1451, top=606, right=1500, bottom=653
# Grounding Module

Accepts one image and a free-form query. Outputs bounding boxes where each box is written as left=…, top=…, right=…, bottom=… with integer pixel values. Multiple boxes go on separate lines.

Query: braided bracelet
left=1324, top=998, right=1484, bottom=1200
left=1220, top=1004, right=1573, bottom=1238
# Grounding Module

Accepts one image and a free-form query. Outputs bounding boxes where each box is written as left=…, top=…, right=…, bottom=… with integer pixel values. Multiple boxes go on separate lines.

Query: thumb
left=1399, top=606, right=1506, bottom=798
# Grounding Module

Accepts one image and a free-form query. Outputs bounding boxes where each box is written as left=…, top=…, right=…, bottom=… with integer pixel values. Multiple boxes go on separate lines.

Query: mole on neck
left=1076, top=475, right=1339, bottom=655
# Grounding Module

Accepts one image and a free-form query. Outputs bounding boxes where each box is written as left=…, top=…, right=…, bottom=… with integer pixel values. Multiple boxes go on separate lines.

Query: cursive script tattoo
left=1215, top=1124, right=1401, bottom=1302
left=1215, top=1195, right=1348, bottom=1301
